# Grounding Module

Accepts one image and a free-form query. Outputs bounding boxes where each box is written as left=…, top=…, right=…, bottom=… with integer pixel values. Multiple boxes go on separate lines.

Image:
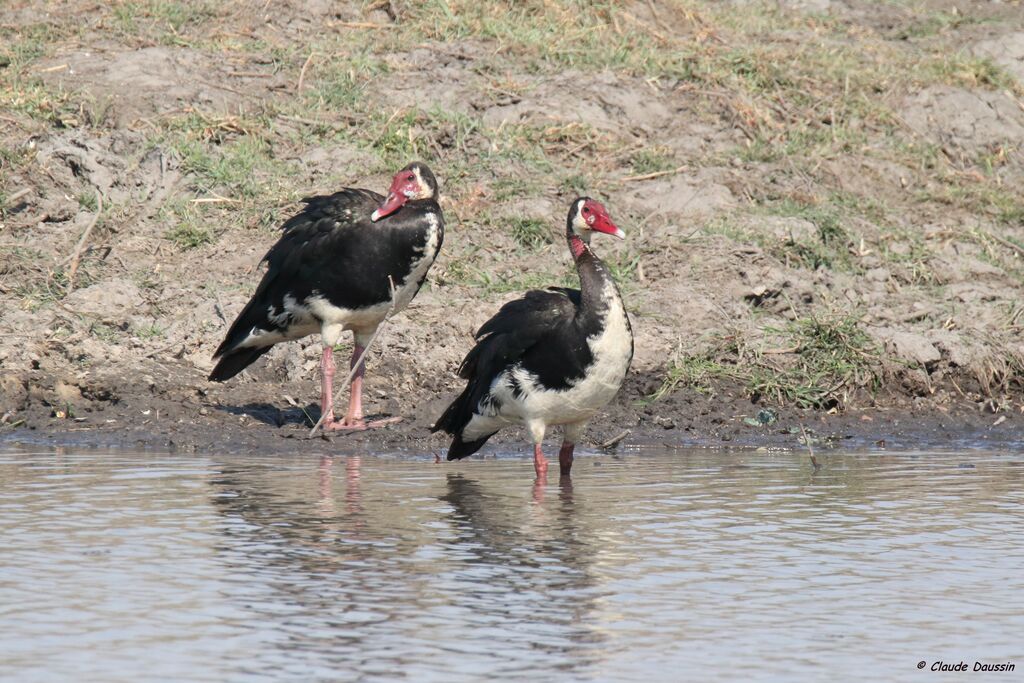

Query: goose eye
left=407, top=174, right=415, bottom=181
left=582, top=207, right=591, bottom=214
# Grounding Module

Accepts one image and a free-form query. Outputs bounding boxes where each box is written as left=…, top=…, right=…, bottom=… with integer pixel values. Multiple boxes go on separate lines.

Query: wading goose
left=209, top=162, right=444, bottom=430
left=432, top=197, right=632, bottom=477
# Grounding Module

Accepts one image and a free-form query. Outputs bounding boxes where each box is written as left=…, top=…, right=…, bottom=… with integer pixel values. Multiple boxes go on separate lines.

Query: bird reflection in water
left=531, top=468, right=574, bottom=505
left=316, top=455, right=363, bottom=518
left=210, top=456, right=607, bottom=677
left=317, top=455, right=334, bottom=515
left=210, top=453, right=421, bottom=674
left=440, top=471, right=605, bottom=669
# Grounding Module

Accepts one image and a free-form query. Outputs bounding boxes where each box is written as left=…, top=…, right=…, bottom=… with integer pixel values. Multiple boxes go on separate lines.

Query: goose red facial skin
left=582, top=200, right=626, bottom=239
left=371, top=171, right=419, bottom=222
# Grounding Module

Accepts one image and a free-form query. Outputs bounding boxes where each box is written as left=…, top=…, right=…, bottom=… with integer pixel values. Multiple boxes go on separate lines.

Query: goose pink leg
left=533, top=443, right=549, bottom=478
left=320, top=345, right=400, bottom=431
left=558, top=441, right=575, bottom=476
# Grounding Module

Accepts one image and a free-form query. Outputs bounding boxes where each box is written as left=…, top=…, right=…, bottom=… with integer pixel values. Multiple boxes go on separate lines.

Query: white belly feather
left=241, top=213, right=441, bottom=349
left=463, top=281, right=633, bottom=440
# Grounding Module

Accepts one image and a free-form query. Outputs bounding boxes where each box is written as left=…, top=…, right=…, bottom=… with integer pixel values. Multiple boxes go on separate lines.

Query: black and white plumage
left=209, top=162, right=444, bottom=430
left=432, top=197, right=633, bottom=477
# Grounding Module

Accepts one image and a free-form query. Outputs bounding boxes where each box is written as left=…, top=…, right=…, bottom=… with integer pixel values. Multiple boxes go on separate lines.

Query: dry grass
left=2, top=0, right=1023, bottom=408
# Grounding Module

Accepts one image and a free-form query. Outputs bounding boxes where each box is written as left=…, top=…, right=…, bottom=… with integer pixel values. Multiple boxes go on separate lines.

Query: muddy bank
left=3, top=364, right=1022, bottom=457
left=2, top=0, right=1024, bottom=455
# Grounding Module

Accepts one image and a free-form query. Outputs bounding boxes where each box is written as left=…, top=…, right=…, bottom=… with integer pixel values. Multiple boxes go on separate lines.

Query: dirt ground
left=2, top=0, right=1023, bottom=457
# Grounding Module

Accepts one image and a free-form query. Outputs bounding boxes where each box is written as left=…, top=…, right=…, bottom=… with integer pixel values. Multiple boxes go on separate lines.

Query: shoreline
left=4, top=374, right=1021, bottom=457
left=2, top=1, right=1023, bottom=458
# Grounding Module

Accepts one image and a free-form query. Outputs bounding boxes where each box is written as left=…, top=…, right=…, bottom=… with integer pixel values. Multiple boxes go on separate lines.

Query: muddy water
left=1, top=448, right=1022, bottom=683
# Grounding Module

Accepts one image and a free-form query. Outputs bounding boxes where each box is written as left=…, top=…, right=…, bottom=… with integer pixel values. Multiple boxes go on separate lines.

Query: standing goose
left=209, top=162, right=443, bottom=430
left=432, top=197, right=633, bottom=477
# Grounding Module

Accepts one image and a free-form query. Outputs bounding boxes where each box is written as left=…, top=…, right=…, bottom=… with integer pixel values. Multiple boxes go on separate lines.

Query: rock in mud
left=40, top=47, right=247, bottom=125
left=881, top=330, right=942, bottom=368
left=901, top=86, right=1024, bottom=151
left=480, top=72, right=672, bottom=134
left=63, top=279, right=144, bottom=319
left=54, top=381, right=82, bottom=405
left=621, top=169, right=734, bottom=220
left=973, top=32, right=1024, bottom=85
left=0, top=374, right=28, bottom=412
left=758, top=216, right=818, bottom=243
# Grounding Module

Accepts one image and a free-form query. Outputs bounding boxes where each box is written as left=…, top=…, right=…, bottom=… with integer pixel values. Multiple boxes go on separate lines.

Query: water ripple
left=1, top=449, right=1022, bottom=682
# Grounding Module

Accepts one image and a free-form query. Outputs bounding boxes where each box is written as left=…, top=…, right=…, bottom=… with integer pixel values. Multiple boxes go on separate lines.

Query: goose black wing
left=432, top=287, right=580, bottom=442
left=460, top=287, right=581, bottom=383
left=211, top=189, right=382, bottom=363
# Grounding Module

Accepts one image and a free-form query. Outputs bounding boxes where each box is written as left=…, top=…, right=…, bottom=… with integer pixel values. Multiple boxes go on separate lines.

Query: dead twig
left=982, top=231, right=1024, bottom=258
left=645, top=0, right=673, bottom=34
left=308, top=277, right=398, bottom=437
left=65, top=190, right=102, bottom=292
left=4, top=188, right=31, bottom=206
left=799, top=423, right=820, bottom=470
left=328, top=21, right=394, bottom=29
left=191, top=195, right=241, bottom=204
left=619, top=164, right=688, bottom=183
left=278, top=113, right=361, bottom=130
left=598, top=429, right=631, bottom=450
left=368, top=108, right=408, bottom=149
left=761, top=346, right=801, bottom=355
left=297, top=51, right=316, bottom=93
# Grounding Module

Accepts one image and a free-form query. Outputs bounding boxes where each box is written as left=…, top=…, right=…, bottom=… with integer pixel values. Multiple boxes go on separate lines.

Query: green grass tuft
left=629, top=147, right=676, bottom=176
left=509, top=217, right=551, bottom=250
left=653, top=314, right=879, bottom=409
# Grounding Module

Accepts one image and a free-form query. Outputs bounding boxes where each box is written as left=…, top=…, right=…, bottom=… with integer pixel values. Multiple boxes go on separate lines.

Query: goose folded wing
left=253, top=189, right=383, bottom=297
left=458, top=287, right=580, bottom=381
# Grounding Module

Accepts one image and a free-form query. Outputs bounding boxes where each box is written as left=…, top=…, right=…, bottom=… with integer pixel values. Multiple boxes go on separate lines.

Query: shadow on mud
left=216, top=402, right=316, bottom=428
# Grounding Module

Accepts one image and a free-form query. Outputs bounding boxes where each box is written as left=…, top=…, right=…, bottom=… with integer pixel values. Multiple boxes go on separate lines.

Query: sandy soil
left=2, top=0, right=1023, bottom=456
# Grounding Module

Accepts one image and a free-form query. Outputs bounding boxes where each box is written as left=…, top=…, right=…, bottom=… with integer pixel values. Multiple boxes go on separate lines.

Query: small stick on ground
left=308, top=277, right=398, bottom=437
left=144, top=341, right=184, bottom=359
left=645, top=0, right=673, bottom=34
left=598, top=429, right=631, bottom=450
left=297, top=52, right=316, bottom=93
left=328, top=21, right=394, bottom=29
left=5, top=188, right=31, bottom=206
left=284, top=395, right=316, bottom=428
left=619, top=165, right=688, bottom=183
left=191, top=195, right=241, bottom=204
left=985, top=231, right=1024, bottom=258
left=799, top=423, right=820, bottom=470
left=369, top=108, right=407, bottom=149
left=65, top=190, right=102, bottom=292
